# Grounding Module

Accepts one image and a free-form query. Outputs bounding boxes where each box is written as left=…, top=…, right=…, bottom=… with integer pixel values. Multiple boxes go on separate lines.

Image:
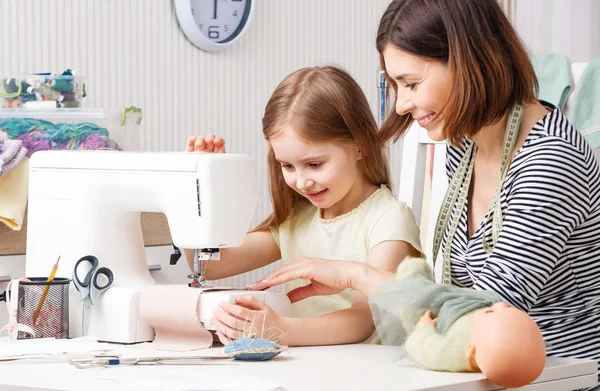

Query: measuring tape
left=432, top=104, right=524, bottom=284
left=0, top=279, right=36, bottom=340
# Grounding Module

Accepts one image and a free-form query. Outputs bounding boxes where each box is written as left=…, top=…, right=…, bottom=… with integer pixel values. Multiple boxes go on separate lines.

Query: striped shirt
left=444, top=107, right=600, bottom=387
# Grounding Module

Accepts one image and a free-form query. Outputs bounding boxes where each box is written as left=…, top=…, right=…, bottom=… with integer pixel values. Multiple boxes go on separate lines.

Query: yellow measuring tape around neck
left=432, top=104, right=524, bottom=284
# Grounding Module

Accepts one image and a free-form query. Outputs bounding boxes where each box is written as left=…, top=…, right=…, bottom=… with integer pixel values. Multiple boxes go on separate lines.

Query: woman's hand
left=211, top=295, right=287, bottom=345
left=185, top=134, right=226, bottom=153
left=248, top=257, right=363, bottom=303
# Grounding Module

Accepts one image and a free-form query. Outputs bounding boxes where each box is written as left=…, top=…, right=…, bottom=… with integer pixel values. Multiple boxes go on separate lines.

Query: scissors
left=72, top=255, right=114, bottom=305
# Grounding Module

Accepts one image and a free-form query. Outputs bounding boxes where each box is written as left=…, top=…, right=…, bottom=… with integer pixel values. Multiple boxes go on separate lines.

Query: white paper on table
left=0, top=336, right=115, bottom=358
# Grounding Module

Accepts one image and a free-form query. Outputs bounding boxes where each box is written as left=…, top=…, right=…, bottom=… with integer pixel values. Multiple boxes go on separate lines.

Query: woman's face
left=382, top=44, right=452, bottom=141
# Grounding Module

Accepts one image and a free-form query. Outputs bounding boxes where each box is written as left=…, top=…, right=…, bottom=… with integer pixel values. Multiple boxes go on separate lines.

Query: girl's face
left=270, top=127, right=363, bottom=214
left=382, top=44, right=452, bottom=141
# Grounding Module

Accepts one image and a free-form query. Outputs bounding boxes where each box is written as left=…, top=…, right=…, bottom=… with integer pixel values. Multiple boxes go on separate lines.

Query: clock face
left=191, top=0, right=253, bottom=44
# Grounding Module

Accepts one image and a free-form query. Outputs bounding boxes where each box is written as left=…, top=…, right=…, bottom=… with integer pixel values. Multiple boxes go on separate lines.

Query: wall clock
left=174, top=0, right=254, bottom=52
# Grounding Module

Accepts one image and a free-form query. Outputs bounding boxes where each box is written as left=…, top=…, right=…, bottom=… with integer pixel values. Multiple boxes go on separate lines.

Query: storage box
left=0, top=72, right=85, bottom=109
left=0, top=108, right=140, bottom=153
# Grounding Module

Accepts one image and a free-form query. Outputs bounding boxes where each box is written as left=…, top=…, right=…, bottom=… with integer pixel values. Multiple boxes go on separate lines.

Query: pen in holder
left=16, top=278, right=70, bottom=339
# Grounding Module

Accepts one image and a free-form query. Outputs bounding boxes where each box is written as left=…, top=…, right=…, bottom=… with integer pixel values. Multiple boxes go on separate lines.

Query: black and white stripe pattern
left=444, top=108, right=600, bottom=387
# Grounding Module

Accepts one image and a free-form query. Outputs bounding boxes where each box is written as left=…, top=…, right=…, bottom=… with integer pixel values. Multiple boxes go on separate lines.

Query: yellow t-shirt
left=271, top=185, right=423, bottom=320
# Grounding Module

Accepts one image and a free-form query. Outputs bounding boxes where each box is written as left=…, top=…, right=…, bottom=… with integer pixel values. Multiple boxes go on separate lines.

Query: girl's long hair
left=253, top=66, right=390, bottom=232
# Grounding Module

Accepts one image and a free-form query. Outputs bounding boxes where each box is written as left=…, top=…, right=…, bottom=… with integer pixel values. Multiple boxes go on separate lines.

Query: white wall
left=0, top=0, right=397, bottom=287
left=1, top=0, right=392, bottom=230
left=514, top=0, right=600, bottom=61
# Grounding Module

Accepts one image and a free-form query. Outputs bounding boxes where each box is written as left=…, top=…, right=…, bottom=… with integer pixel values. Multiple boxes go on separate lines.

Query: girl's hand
left=185, top=134, right=226, bottom=153
left=211, top=295, right=287, bottom=345
left=247, top=257, right=361, bottom=303
left=416, top=310, right=437, bottom=328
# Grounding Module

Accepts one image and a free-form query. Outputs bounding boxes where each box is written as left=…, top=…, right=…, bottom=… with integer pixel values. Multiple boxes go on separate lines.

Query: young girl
left=185, top=65, right=422, bottom=347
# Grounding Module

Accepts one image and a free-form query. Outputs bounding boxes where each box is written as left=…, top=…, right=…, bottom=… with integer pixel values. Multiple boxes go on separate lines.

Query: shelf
left=0, top=108, right=105, bottom=119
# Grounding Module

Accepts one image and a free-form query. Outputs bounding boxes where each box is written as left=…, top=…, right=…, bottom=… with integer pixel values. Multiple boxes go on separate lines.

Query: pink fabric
left=139, top=285, right=213, bottom=351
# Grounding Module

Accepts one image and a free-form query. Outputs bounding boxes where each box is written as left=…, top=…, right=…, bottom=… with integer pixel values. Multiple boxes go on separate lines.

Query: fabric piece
left=0, top=157, right=29, bottom=230
left=0, top=146, right=27, bottom=176
left=0, top=131, right=7, bottom=141
left=0, top=140, right=4, bottom=153
left=139, top=285, right=213, bottom=351
left=0, top=139, right=22, bottom=167
left=367, top=258, right=498, bottom=372
left=271, top=186, right=422, bottom=325
left=569, top=58, right=600, bottom=147
left=368, top=270, right=502, bottom=346
left=531, top=53, right=572, bottom=109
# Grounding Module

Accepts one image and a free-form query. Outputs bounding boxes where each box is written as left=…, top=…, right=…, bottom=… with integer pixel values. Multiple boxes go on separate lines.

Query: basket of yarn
left=0, top=111, right=138, bottom=155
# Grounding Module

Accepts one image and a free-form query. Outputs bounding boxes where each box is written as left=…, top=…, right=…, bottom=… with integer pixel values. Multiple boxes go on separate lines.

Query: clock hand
left=213, top=0, right=217, bottom=19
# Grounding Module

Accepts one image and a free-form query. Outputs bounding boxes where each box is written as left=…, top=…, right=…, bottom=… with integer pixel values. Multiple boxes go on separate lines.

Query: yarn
left=81, top=133, right=110, bottom=150
left=49, top=78, right=75, bottom=93
left=16, top=133, right=51, bottom=157
left=0, top=118, right=120, bottom=156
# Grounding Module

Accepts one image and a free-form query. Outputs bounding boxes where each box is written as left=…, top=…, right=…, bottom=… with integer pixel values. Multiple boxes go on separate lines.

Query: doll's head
left=466, top=302, right=546, bottom=388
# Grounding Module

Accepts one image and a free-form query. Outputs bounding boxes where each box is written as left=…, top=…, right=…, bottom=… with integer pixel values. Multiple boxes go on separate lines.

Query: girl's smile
left=305, top=189, right=328, bottom=199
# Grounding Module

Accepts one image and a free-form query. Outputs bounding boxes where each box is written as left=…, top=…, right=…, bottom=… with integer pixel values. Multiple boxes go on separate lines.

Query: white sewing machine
left=25, top=150, right=291, bottom=344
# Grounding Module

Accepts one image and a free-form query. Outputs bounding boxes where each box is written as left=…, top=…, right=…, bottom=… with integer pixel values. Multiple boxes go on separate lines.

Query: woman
left=251, top=0, right=600, bottom=387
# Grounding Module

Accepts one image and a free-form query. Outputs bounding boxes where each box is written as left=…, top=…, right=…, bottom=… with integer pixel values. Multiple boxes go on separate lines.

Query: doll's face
left=472, top=302, right=510, bottom=327
left=466, top=302, right=511, bottom=369
left=466, top=303, right=546, bottom=388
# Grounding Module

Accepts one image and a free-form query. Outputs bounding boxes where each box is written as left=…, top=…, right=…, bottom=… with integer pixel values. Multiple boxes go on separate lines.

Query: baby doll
left=369, top=258, right=546, bottom=388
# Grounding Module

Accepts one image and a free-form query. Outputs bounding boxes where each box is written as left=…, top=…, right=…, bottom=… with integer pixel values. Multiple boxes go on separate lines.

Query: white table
left=0, top=344, right=596, bottom=391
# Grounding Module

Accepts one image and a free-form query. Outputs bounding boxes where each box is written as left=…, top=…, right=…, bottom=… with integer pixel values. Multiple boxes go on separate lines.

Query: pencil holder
left=16, top=277, right=70, bottom=339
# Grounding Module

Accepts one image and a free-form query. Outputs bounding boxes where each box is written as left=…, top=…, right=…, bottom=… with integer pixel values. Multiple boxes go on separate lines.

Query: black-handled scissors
left=72, top=255, right=114, bottom=305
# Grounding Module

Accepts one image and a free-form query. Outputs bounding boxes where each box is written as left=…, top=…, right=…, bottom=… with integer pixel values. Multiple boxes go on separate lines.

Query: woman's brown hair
left=252, top=66, right=391, bottom=231
left=376, top=0, right=538, bottom=145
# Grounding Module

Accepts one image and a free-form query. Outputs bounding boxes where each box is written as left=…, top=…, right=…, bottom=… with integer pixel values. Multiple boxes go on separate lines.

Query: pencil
left=32, top=256, right=61, bottom=326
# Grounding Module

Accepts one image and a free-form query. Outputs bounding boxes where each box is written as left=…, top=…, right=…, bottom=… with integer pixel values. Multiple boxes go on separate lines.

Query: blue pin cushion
left=223, top=338, right=285, bottom=361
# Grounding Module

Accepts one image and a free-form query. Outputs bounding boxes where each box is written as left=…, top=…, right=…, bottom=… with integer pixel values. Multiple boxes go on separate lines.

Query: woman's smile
left=416, top=112, right=437, bottom=128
